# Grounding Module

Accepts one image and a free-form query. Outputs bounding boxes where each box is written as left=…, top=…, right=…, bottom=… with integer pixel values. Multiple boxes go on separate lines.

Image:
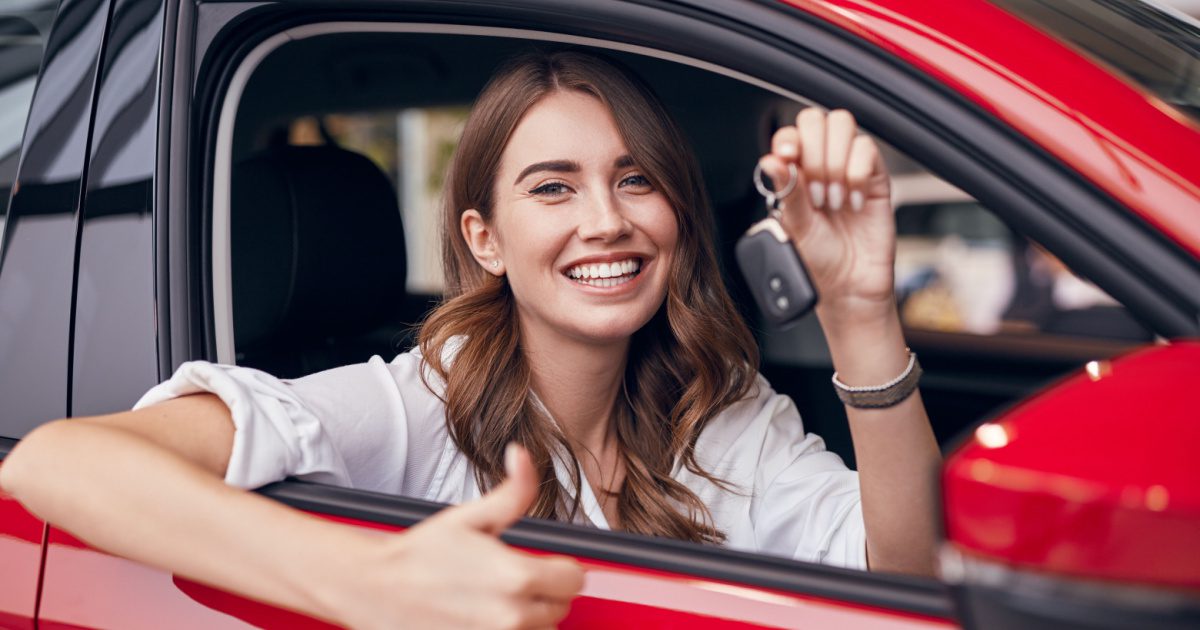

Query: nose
left=577, top=191, right=633, bottom=242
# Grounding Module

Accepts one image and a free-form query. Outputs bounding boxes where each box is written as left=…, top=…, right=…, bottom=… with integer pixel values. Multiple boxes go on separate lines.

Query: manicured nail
left=809, top=182, right=825, bottom=208
left=829, top=182, right=845, bottom=211
left=779, top=143, right=798, bottom=158
left=850, top=190, right=864, bottom=212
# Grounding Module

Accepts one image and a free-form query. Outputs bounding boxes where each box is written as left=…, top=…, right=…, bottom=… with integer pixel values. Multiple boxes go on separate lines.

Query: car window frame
left=174, top=0, right=1200, bottom=621
left=200, top=20, right=955, bottom=618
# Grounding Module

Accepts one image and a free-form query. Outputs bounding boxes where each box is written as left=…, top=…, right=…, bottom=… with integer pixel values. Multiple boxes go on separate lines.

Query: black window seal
left=260, top=478, right=953, bottom=619
left=0, top=436, right=14, bottom=459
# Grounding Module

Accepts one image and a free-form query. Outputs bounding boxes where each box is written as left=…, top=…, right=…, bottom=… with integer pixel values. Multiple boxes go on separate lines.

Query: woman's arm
left=817, top=306, right=940, bottom=576
left=0, top=396, right=583, bottom=628
left=758, top=108, right=940, bottom=576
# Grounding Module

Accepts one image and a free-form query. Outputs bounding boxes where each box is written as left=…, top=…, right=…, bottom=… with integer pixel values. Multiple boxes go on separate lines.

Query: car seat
left=230, top=145, right=412, bottom=378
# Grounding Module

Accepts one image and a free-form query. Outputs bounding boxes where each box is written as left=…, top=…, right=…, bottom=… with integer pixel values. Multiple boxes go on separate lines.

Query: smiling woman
left=423, top=53, right=756, bottom=541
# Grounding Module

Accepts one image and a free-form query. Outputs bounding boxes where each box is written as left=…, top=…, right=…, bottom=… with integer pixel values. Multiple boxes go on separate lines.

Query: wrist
left=817, top=301, right=911, bottom=388
left=816, top=293, right=899, bottom=336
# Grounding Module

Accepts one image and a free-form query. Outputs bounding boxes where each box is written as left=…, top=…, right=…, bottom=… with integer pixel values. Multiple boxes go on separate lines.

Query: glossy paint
left=0, top=0, right=111, bottom=438
left=943, top=342, right=1200, bottom=591
left=780, top=0, right=1200, bottom=258
left=39, top=516, right=952, bottom=630
left=0, top=476, right=44, bottom=630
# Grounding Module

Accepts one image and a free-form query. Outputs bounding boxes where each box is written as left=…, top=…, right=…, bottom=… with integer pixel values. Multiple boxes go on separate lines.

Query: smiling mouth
left=564, top=257, right=643, bottom=288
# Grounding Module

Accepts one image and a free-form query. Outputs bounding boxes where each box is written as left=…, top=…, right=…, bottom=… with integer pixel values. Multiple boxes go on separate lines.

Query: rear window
left=991, top=0, right=1200, bottom=121
left=0, top=1, right=54, bottom=238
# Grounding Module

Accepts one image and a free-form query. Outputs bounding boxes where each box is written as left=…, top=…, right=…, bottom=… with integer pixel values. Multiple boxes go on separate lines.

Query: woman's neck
left=520, top=324, right=629, bottom=454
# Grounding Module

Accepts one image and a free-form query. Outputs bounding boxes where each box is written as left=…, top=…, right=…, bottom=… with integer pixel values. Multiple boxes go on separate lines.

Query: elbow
left=0, top=419, right=71, bottom=503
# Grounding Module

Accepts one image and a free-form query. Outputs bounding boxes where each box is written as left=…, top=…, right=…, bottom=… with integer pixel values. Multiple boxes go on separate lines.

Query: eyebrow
left=513, top=155, right=638, bottom=185
left=514, top=160, right=579, bottom=184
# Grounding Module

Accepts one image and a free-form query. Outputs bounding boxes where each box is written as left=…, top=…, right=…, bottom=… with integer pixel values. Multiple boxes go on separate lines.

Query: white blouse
left=134, top=348, right=867, bottom=570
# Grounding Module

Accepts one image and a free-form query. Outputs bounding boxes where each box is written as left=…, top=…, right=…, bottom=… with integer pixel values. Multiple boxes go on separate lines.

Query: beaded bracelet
left=831, top=349, right=922, bottom=409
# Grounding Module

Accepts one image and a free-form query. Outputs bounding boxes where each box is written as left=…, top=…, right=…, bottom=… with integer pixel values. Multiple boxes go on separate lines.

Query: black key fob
left=736, top=217, right=818, bottom=327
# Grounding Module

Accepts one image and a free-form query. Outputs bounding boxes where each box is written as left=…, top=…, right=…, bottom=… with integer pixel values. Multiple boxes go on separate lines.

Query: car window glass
left=0, top=2, right=54, bottom=243
left=892, top=192, right=1149, bottom=343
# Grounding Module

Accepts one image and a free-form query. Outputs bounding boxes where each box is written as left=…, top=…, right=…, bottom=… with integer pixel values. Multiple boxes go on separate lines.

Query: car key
left=736, top=163, right=818, bottom=328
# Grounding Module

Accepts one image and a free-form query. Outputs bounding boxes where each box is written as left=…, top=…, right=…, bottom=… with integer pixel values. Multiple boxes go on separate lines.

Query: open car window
left=218, top=27, right=1158, bottom=579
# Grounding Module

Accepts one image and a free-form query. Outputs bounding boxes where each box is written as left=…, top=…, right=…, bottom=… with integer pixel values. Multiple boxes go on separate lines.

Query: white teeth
left=566, top=258, right=642, bottom=282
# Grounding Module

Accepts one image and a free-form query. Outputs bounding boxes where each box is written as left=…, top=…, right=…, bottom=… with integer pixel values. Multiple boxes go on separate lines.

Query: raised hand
left=757, top=108, right=896, bottom=321
left=339, top=445, right=584, bottom=629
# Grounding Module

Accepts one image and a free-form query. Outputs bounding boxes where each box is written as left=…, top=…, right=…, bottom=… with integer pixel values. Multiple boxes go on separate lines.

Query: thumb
left=444, top=443, right=537, bottom=536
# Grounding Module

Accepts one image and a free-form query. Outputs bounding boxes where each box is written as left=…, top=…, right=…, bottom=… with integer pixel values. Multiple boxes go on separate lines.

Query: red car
left=1, top=0, right=1197, bottom=628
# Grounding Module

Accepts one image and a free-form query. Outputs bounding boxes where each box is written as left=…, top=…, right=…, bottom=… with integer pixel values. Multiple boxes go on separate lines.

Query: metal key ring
left=753, top=162, right=798, bottom=207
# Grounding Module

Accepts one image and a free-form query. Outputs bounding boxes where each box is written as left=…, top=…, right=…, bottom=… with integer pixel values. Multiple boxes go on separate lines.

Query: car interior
left=227, top=32, right=1151, bottom=481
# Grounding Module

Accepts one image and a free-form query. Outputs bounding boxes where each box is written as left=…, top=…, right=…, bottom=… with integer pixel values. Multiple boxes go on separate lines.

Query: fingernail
left=850, top=190, right=864, bottom=212
left=779, top=143, right=797, bottom=158
left=809, top=182, right=825, bottom=208
left=829, top=183, right=844, bottom=211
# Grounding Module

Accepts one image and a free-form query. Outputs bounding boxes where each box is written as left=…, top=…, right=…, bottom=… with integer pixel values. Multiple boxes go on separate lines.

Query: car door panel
left=38, top=528, right=250, bottom=630
left=42, top=510, right=953, bottom=629
left=0, top=451, right=45, bottom=630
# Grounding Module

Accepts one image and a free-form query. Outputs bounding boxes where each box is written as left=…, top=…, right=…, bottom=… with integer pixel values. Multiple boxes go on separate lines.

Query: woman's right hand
left=332, top=445, right=585, bottom=630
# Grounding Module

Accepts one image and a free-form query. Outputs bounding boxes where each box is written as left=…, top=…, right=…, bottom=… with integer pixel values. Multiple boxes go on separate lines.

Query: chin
left=566, top=311, right=655, bottom=345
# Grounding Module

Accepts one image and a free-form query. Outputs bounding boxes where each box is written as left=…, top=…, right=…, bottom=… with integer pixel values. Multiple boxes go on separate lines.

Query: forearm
left=0, top=419, right=369, bottom=623
left=818, top=302, right=941, bottom=576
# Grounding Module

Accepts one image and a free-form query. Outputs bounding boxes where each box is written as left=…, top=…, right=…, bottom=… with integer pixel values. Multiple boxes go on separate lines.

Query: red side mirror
left=940, top=342, right=1200, bottom=629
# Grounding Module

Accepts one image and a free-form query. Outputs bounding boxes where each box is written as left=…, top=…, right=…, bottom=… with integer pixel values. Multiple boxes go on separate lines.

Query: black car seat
left=231, top=145, right=410, bottom=378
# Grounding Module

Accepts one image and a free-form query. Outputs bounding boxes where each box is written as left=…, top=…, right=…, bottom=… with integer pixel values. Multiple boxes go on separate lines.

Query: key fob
left=735, top=217, right=818, bottom=327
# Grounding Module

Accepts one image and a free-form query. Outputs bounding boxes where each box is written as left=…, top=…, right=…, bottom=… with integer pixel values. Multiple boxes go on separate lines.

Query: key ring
left=753, top=162, right=798, bottom=217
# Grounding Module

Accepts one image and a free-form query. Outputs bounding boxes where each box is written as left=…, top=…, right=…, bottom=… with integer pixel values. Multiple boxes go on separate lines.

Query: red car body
left=1, top=0, right=1197, bottom=628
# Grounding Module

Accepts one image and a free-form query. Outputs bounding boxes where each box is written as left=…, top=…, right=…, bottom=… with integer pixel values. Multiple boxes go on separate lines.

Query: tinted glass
left=991, top=0, right=1200, bottom=120
left=0, top=1, right=55, bottom=240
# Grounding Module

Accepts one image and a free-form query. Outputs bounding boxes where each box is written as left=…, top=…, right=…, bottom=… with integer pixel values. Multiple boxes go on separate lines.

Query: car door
left=27, top=0, right=1200, bottom=629
left=0, top=1, right=109, bottom=629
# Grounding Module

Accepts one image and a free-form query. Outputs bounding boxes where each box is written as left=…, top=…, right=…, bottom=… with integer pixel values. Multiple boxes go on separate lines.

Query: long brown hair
left=419, top=50, right=759, bottom=543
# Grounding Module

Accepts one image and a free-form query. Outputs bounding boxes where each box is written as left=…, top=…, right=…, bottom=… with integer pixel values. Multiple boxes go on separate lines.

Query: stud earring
left=491, top=260, right=500, bottom=269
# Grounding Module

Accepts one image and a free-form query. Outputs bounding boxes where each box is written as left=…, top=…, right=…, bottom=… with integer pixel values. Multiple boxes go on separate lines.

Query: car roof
left=781, top=0, right=1200, bottom=258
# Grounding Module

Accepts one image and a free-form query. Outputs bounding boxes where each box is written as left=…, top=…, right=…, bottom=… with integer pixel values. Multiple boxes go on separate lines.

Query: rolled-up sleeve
left=133, top=354, right=425, bottom=492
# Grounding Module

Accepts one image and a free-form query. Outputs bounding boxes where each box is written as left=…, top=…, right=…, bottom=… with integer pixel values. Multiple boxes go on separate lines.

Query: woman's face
left=476, top=90, right=678, bottom=346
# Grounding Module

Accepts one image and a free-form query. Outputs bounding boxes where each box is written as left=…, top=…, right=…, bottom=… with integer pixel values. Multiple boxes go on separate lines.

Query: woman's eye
left=620, top=174, right=652, bottom=190
left=530, top=182, right=571, bottom=197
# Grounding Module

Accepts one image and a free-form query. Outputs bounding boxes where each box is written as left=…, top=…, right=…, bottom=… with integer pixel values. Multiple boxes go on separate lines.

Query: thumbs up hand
left=333, top=444, right=585, bottom=630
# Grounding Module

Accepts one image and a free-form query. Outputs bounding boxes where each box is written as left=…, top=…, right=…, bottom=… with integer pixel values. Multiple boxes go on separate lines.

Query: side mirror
left=939, top=342, right=1200, bottom=630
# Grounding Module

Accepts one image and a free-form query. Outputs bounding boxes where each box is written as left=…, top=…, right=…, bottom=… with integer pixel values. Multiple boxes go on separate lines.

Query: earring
left=491, top=260, right=500, bottom=269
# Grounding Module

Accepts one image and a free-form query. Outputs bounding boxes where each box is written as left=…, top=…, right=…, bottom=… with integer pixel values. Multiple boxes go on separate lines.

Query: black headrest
left=231, top=145, right=407, bottom=350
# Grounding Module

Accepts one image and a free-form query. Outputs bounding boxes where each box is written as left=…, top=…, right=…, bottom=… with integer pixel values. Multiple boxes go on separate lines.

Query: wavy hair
left=419, top=51, right=759, bottom=543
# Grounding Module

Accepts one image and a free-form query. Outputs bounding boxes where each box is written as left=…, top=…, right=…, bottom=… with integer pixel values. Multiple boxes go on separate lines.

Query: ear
left=460, top=209, right=505, bottom=276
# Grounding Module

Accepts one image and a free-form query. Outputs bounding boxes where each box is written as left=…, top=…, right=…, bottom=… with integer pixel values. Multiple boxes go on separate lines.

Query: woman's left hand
left=757, top=108, right=895, bottom=323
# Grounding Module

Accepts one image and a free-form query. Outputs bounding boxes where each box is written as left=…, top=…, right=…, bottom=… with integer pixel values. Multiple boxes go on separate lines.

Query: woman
left=0, top=51, right=939, bottom=628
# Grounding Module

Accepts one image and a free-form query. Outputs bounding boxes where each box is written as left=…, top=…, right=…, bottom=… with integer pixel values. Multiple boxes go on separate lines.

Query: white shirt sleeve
left=690, top=375, right=868, bottom=570
left=132, top=351, right=451, bottom=496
